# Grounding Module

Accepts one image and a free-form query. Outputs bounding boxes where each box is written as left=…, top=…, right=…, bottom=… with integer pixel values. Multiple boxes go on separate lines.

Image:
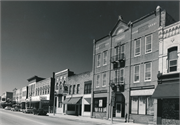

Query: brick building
left=92, top=6, right=177, bottom=124
left=54, top=69, right=74, bottom=114
left=152, top=21, right=180, bottom=125
left=64, top=71, right=92, bottom=116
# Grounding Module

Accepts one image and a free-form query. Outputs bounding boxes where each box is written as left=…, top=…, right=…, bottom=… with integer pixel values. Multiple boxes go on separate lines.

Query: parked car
left=11, top=107, right=15, bottom=111
left=23, top=108, right=33, bottom=113
left=33, top=108, right=47, bottom=115
left=4, top=106, right=11, bottom=110
left=12, top=106, right=20, bottom=111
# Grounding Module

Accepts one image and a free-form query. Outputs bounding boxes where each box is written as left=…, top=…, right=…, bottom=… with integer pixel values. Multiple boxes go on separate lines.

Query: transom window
left=168, top=47, right=178, bottom=72
left=134, top=39, right=141, bottom=56
left=134, top=65, right=140, bottom=82
left=145, top=35, right=152, bottom=53
left=144, top=62, right=151, bottom=81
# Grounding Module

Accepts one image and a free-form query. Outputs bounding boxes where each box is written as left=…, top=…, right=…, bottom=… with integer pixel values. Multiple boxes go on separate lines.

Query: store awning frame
left=152, top=83, right=179, bottom=99
left=63, top=97, right=82, bottom=104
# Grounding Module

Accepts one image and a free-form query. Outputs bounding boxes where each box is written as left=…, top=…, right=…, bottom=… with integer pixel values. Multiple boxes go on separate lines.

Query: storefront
left=152, top=73, right=179, bottom=125
left=92, top=91, right=109, bottom=119
left=63, top=97, right=82, bottom=116
left=130, top=86, right=155, bottom=124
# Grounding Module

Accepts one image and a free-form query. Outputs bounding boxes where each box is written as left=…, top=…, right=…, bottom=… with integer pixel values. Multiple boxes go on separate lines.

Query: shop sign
left=40, top=96, right=47, bottom=100
left=131, top=89, right=155, bottom=96
left=99, top=99, right=103, bottom=107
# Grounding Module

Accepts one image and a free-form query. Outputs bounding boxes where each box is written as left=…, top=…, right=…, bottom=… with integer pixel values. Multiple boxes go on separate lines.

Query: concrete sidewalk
left=47, top=113, right=147, bottom=125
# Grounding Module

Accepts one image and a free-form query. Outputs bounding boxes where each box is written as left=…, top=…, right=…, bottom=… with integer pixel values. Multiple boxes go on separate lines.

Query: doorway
left=116, top=103, right=122, bottom=117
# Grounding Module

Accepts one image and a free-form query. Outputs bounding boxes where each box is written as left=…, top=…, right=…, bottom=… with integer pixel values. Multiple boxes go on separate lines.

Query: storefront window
left=131, top=96, right=154, bottom=115
left=131, top=96, right=138, bottom=114
left=94, top=98, right=107, bottom=113
left=139, top=96, right=146, bottom=114
left=67, top=104, right=75, bottom=111
left=147, top=97, right=154, bottom=115
left=84, top=104, right=91, bottom=112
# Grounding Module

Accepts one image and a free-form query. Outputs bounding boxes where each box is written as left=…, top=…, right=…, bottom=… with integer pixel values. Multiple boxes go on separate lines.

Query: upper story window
left=144, top=62, right=152, bottom=81
left=134, top=38, right=141, bottom=56
left=121, top=44, right=125, bottom=58
left=115, top=46, right=120, bottom=56
left=103, top=51, right=107, bottom=65
left=97, top=54, right=101, bottom=67
left=56, top=83, right=58, bottom=90
left=96, top=75, right=100, bottom=87
left=145, top=34, right=152, bottom=53
left=77, top=84, right=80, bottom=94
left=134, top=65, right=140, bottom=83
left=120, top=68, right=124, bottom=83
left=168, top=47, right=178, bottom=72
left=69, top=85, right=71, bottom=95
left=72, top=85, right=76, bottom=94
left=102, top=73, right=106, bottom=87
left=84, top=83, right=91, bottom=94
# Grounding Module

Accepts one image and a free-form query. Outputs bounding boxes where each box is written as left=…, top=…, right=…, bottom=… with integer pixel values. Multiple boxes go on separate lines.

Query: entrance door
left=116, top=103, right=122, bottom=117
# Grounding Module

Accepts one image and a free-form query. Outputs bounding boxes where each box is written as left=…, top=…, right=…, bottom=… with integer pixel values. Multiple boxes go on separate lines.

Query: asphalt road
left=0, top=109, right=105, bottom=125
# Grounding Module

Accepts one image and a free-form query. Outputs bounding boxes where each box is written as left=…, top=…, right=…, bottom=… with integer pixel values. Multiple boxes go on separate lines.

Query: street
left=0, top=109, right=105, bottom=125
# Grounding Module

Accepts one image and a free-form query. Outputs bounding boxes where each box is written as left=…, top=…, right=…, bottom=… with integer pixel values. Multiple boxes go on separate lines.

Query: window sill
left=134, top=54, right=141, bottom=57
left=144, top=80, right=151, bottom=82
left=102, top=85, right=106, bottom=87
left=133, top=81, right=140, bottom=83
left=145, top=51, right=152, bottom=54
left=96, top=86, right=100, bottom=88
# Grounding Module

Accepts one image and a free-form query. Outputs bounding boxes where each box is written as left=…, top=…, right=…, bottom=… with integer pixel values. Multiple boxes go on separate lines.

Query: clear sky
left=1, top=1, right=179, bottom=96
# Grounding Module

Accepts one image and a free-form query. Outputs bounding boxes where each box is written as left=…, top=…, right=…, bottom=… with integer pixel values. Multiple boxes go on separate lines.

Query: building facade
left=54, top=69, right=74, bottom=114
left=152, top=21, right=180, bottom=125
left=64, top=71, right=92, bottom=116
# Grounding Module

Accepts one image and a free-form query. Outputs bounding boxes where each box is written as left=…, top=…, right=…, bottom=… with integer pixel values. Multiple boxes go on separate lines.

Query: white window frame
left=145, top=34, right=152, bottom=54
left=144, top=62, right=152, bottom=81
left=97, top=54, right=101, bottom=67
left=134, top=38, right=141, bottom=57
left=102, top=73, right=106, bottom=87
left=96, top=74, right=100, bottom=88
left=103, top=51, right=108, bottom=66
left=134, top=65, right=140, bottom=83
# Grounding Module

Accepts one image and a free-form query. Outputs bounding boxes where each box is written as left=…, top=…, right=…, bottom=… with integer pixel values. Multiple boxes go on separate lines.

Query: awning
left=63, top=98, right=71, bottom=104
left=63, top=97, right=81, bottom=104
left=152, top=83, right=179, bottom=99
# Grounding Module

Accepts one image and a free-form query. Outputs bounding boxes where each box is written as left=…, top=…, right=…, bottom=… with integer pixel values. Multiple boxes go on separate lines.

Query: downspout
left=108, top=32, right=112, bottom=120
left=128, top=21, right=132, bottom=122
left=90, top=39, right=96, bottom=118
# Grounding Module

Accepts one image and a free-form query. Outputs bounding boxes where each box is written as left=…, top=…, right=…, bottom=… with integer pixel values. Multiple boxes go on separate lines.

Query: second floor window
left=103, top=51, right=107, bottom=65
left=69, top=85, right=71, bottom=95
left=145, top=34, right=152, bottom=53
left=84, top=83, right=91, bottom=94
left=102, top=73, right=106, bottom=86
left=168, top=47, right=178, bottom=72
left=56, top=83, right=58, bottom=90
left=145, top=62, right=151, bottom=81
left=134, top=39, right=141, bottom=56
left=121, top=44, right=125, bottom=58
left=134, top=65, right=140, bottom=82
left=77, top=84, right=80, bottom=94
left=120, top=68, right=124, bottom=83
left=96, top=75, right=100, bottom=87
left=97, top=54, right=101, bottom=67
left=73, top=85, right=76, bottom=94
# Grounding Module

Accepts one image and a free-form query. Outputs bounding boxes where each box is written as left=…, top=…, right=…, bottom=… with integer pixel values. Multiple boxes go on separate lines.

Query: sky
left=0, top=1, right=179, bottom=96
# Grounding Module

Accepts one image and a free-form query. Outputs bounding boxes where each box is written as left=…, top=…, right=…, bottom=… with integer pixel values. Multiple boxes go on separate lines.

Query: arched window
left=168, top=46, right=178, bottom=72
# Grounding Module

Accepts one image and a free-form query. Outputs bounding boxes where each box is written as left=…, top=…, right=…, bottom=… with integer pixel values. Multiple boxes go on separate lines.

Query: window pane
left=170, top=66, right=177, bottom=72
left=147, top=97, right=154, bottom=115
left=121, top=45, right=124, bottom=53
left=169, top=50, right=177, bottom=60
left=146, top=44, right=151, bottom=52
left=131, top=97, right=138, bottom=114
left=170, top=60, right=177, bottom=66
left=97, top=75, right=100, bottom=86
left=103, top=73, right=106, bottom=86
left=146, top=36, right=151, bottom=44
left=139, top=96, right=146, bottom=114
left=135, top=66, right=139, bottom=73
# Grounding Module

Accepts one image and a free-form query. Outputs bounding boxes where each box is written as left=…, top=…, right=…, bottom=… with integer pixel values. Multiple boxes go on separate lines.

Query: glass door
left=116, top=103, right=122, bottom=117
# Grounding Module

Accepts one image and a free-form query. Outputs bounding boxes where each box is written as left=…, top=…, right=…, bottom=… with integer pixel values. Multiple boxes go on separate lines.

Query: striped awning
left=63, top=97, right=81, bottom=104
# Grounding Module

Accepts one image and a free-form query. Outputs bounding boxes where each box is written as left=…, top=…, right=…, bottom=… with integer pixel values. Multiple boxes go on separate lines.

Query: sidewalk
left=47, top=113, right=147, bottom=125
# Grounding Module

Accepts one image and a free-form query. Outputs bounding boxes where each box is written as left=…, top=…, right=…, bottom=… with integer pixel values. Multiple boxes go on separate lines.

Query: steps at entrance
left=108, top=117, right=126, bottom=122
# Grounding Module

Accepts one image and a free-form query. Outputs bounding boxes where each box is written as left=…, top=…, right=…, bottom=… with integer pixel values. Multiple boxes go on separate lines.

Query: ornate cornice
left=158, top=21, right=180, bottom=39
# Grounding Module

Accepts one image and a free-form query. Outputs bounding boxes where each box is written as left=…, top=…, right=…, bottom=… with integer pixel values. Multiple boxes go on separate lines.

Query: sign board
left=131, top=89, right=155, bottom=96
left=40, top=96, right=47, bottom=100
left=99, top=99, right=103, bottom=107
